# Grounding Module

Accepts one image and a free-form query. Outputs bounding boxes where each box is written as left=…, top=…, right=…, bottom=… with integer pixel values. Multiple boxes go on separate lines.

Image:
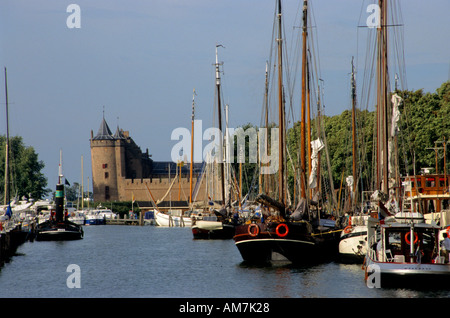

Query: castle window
left=105, top=186, right=110, bottom=200
left=105, top=172, right=109, bottom=179
left=102, top=163, right=108, bottom=169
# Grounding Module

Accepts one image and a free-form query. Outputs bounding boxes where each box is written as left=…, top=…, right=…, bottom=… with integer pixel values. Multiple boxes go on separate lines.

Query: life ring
left=343, top=226, right=353, bottom=234
left=276, top=223, right=289, bottom=238
left=248, top=223, right=260, bottom=237
left=446, top=226, right=450, bottom=237
left=405, top=232, right=418, bottom=245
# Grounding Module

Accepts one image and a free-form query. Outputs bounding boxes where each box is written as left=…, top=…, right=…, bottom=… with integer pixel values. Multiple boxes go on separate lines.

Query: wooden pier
left=106, top=218, right=141, bottom=225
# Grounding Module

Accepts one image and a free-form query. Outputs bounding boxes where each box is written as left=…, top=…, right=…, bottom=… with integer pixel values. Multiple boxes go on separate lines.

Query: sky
left=0, top=0, right=448, bottom=198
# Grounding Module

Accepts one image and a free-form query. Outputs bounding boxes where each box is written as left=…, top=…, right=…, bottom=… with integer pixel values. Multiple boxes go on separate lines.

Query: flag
left=132, top=193, right=135, bottom=204
left=65, top=178, right=71, bottom=186
left=5, top=203, right=12, bottom=219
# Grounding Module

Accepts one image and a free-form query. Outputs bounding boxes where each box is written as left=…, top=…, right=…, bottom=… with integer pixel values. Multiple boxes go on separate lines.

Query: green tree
left=397, top=81, right=450, bottom=175
left=0, top=135, right=49, bottom=200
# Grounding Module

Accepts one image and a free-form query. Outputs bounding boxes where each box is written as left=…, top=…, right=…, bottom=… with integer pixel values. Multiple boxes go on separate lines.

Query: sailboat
left=233, top=0, right=340, bottom=264
left=191, top=46, right=242, bottom=239
left=338, top=59, right=380, bottom=263
left=146, top=179, right=192, bottom=227
left=35, top=151, right=83, bottom=241
left=0, top=67, right=30, bottom=262
left=363, top=0, right=450, bottom=288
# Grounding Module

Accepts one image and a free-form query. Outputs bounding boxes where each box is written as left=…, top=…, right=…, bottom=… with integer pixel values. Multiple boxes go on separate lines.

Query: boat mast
left=276, top=0, right=285, bottom=206
left=215, top=45, right=226, bottom=206
left=263, top=61, right=270, bottom=194
left=300, top=0, right=308, bottom=199
left=377, top=0, right=389, bottom=195
left=189, top=88, right=196, bottom=206
left=81, top=155, right=84, bottom=210
left=351, top=57, right=357, bottom=210
left=3, top=67, right=10, bottom=206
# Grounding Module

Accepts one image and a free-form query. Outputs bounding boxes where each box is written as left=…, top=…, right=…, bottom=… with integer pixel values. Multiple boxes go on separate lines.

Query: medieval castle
left=90, top=117, right=208, bottom=210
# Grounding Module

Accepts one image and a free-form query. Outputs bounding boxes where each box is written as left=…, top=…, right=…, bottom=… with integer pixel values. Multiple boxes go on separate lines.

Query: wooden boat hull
left=234, top=222, right=339, bottom=264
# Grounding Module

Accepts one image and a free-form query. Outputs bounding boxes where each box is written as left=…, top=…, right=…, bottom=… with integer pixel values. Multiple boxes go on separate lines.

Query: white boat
left=154, top=209, right=192, bottom=227
left=84, top=210, right=105, bottom=225
left=68, top=210, right=86, bottom=225
left=339, top=214, right=379, bottom=263
left=364, top=212, right=450, bottom=288
left=95, top=207, right=117, bottom=220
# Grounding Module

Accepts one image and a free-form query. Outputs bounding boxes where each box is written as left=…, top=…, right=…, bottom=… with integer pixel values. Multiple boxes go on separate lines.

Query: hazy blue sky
left=0, top=0, right=448, bottom=197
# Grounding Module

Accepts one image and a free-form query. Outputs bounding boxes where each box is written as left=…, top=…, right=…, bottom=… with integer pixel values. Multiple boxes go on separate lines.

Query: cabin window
left=425, top=178, right=435, bottom=187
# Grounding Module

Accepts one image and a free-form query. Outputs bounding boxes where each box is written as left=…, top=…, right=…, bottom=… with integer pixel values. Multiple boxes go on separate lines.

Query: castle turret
left=90, top=117, right=121, bottom=201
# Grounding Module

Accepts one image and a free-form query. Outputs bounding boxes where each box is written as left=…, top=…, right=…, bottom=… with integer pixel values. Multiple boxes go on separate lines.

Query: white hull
left=154, top=210, right=192, bottom=227
left=193, top=220, right=223, bottom=231
left=339, top=215, right=378, bottom=262
left=364, top=212, right=450, bottom=288
left=69, top=216, right=85, bottom=225
left=365, top=256, right=450, bottom=288
left=339, top=225, right=368, bottom=261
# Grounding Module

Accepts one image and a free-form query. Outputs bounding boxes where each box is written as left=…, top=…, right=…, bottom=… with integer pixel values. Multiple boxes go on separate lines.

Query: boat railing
left=367, top=234, right=378, bottom=261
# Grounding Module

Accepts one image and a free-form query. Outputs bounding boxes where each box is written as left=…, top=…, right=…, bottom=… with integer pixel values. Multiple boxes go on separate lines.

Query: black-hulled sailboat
left=233, top=0, right=341, bottom=265
left=35, top=151, right=83, bottom=241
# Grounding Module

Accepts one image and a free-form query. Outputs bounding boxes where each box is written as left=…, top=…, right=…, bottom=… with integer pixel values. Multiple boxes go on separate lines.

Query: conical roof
left=93, top=117, right=114, bottom=140
left=113, top=126, right=125, bottom=139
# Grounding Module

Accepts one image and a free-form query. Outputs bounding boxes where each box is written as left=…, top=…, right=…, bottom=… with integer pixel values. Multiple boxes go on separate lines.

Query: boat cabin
left=374, top=213, right=443, bottom=264
left=403, top=174, right=450, bottom=214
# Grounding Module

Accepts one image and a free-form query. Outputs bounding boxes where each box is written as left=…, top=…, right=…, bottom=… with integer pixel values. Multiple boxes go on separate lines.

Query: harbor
left=1, top=0, right=449, bottom=303
left=1, top=225, right=449, bottom=299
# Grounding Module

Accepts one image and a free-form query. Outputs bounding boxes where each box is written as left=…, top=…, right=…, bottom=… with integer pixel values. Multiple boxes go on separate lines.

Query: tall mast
left=3, top=67, right=10, bottom=205
left=81, top=155, right=84, bottom=210
left=276, top=0, right=285, bottom=205
left=351, top=57, right=357, bottom=210
left=263, top=61, right=270, bottom=194
left=300, top=0, right=308, bottom=199
left=189, top=88, right=196, bottom=206
left=307, top=55, right=311, bottom=199
left=215, top=45, right=226, bottom=205
left=377, top=0, right=389, bottom=195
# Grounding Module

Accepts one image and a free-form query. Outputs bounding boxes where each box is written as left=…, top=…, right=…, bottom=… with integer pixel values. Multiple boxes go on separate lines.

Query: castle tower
left=90, top=116, right=153, bottom=202
left=90, top=117, right=122, bottom=201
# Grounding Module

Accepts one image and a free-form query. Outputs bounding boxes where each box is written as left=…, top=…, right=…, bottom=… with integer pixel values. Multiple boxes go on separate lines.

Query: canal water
left=0, top=225, right=449, bottom=299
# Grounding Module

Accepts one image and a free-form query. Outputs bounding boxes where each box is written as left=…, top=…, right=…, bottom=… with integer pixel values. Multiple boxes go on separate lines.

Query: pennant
left=5, top=203, right=12, bottom=219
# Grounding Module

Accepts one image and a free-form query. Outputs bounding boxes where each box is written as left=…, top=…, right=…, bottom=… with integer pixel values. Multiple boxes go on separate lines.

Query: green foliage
left=278, top=81, right=450, bottom=194
left=398, top=81, right=450, bottom=175
left=0, top=135, right=49, bottom=200
left=230, top=122, right=259, bottom=197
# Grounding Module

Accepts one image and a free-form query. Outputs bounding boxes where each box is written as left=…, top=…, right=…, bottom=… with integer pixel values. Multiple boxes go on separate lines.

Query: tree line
left=0, top=81, right=448, bottom=204
left=232, top=81, right=450, bottom=201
